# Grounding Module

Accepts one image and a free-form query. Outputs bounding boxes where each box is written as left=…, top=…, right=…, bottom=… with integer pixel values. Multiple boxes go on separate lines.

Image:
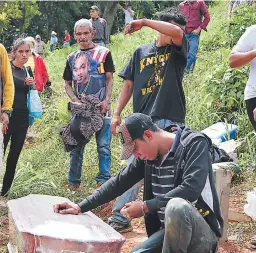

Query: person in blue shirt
left=50, top=31, right=58, bottom=52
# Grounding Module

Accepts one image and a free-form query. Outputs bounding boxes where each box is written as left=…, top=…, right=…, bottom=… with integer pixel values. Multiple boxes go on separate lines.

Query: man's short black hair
left=137, top=124, right=160, bottom=140
left=157, top=7, right=186, bottom=26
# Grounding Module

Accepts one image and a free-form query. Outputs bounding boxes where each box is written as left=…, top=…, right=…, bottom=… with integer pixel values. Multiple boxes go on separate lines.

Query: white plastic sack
left=244, top=189, right=256, bottom=220
left=25, top=66, right=42, bottom=119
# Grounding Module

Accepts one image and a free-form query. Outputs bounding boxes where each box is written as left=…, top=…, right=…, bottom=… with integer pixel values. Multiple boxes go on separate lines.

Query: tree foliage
left=227, top=3, right=256, bottom=47
left=0, top=1, right=40, bottom=47
left=203, top=3, right=256, bottom=114
left=1, top=0, right=179, bottom=50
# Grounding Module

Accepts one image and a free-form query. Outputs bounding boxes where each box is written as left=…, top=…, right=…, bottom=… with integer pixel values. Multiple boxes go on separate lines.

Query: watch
left=2, top=110, right=12, bottom=118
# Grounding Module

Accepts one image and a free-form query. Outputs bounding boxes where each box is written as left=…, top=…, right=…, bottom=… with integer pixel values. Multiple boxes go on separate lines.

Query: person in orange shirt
left=0, top=43, right=14, bottom=132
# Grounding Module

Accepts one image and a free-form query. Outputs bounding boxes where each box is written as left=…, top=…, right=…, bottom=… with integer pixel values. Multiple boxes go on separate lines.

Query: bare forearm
left=229, top=50, right=256, bottom=68
left=143, top=19, right=183, bottom=40
left=65, top=80, right=77, bottom=101
left=105, top=73, right=113, bottom=104
left=113, top=81, right=133, bottom=116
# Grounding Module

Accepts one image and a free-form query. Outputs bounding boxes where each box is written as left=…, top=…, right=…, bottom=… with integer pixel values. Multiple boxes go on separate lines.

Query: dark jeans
left=1, top=111, right=29, bottom=196
left=130, top=198, right=218, bottom=253
left=50, top=44, right=56, bottom=52
left=68, top=118, right=112, bottom=186
left=245, top=97, right=256, bottom=130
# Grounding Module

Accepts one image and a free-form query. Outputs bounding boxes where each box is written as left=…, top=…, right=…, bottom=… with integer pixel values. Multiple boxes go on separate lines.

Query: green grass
left=2, top=1, right=256, bottom=201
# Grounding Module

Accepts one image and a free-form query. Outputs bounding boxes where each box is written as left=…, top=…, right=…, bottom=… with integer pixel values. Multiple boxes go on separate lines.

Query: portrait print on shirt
left=67, top=46, right=110, bottom=101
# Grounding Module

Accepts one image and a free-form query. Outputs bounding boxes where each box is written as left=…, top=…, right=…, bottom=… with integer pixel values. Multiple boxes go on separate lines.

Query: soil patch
left=1, top=187, right=256, bottom=253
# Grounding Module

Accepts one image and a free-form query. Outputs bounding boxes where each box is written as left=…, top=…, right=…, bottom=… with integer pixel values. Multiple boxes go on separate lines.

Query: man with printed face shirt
left=63, top=18, right=115, bottom=191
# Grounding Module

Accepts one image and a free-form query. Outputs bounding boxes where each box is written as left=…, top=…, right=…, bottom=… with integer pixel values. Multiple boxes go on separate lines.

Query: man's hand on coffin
left=53, top=202, right=81, bottom=215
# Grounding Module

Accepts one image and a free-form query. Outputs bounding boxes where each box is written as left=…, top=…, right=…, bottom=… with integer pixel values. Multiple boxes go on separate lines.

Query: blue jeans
left=68, top=118, right=112, bottom=186
left=130, top=198, right=218, bottom=253
left=185, top=33, right=200, bottom=72
left=50, top=44, right=56, bottom=52
left=108, top=119, right=183, bottom=225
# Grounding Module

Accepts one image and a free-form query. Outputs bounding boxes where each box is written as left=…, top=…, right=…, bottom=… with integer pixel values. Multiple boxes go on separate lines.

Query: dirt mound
left=92, top=200, right=115, bottom=222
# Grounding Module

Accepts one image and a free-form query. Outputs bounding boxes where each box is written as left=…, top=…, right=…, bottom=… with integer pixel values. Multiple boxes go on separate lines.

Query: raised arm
left=125, top=19, right=183, bottom=46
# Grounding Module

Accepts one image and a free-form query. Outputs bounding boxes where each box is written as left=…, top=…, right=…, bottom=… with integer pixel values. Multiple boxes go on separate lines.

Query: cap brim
left=120, top=141, right=135, bottom=160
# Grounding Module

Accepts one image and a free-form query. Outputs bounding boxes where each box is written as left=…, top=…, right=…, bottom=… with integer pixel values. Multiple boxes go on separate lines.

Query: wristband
left=141, top=201, right=146, bottom=217
left=1, top=110, right=12, bottom=118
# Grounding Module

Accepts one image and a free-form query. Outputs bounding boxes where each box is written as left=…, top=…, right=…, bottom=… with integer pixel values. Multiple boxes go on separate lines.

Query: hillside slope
left=2, top=0, right=255, bottom=204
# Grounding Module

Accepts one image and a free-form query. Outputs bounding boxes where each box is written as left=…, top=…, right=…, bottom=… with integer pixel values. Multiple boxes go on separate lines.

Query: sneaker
left=69, top=184, right=82, bottom=192
left=109, top=221, right=133, bottom=233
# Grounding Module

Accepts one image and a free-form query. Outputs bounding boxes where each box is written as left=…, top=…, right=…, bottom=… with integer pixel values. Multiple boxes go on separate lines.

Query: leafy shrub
left=200, top=28, right=229, bottom=52
left=200, top=3, right=256, bottom=52
left=227, top=3, right=256, bottom=48
left=204, top=64, right=249, bottom=112
left=203, top=4, right=255, bottom=113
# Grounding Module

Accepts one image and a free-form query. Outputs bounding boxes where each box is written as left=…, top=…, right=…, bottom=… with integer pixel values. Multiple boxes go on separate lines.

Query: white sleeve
left=232, top=25, right=256, bottom=53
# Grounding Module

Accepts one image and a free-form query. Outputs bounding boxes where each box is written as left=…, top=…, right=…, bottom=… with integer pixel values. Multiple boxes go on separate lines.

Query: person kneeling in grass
left=54, top=113, right=222, bottom=253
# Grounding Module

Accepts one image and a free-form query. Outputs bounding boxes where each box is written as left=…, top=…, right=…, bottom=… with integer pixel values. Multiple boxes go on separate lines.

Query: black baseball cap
left=118, top=113, right=154, bottom=160
left=90, top=5, right=99, bottom=11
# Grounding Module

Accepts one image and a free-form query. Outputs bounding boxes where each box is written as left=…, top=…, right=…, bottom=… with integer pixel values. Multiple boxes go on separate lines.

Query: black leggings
left=245, top=97, right=256, bottom=130
left=1, top=111, right=29, bottom=196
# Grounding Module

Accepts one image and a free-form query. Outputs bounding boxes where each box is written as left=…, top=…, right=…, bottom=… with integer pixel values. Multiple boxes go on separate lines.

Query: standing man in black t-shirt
left=108, top=7, right=188, bottom=233
left=63, top=18, right=115, bottom=192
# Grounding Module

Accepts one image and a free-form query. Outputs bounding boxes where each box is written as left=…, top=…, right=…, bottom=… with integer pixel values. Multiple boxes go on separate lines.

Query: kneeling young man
left=54, top=113, right=223, bottom=253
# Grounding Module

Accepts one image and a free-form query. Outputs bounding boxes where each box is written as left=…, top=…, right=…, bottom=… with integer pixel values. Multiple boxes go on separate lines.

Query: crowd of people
left=37, top=4, right=134, bottom=52
left=0, top=1, right=256, bottom=252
